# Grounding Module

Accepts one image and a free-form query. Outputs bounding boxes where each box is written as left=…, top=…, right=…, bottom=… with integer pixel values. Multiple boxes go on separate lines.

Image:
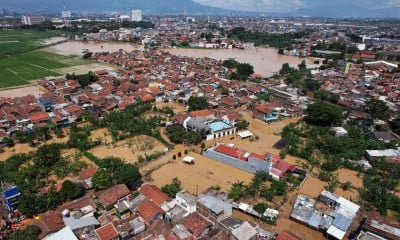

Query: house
left=1, top=184, right=21, bottom=212
left=253, top=104, right=280, bottom=122
left=37, top=210, right=65, bottom=239
left=63, top=216, right=100, bottom=232
left=95, top=184, right=131, bottom=209
left=365, top=148, right=400, bottom=161
left=357, top=212, right=400, bottom=240
left=79, top=167, right=97, bottom=189
left=290, top=191, right=360, bottom=240
left=139, top=183, right=171, bottom=208
left=136, top=199, right=165, bottom=225
left=44, top=226, right=78, bottom=240
left=332, top=127, right=348, bottom=137
left=231, top=221, right=258, bottom=240
left=197, top=194, right=232, bottom=222
left=176, top=190, right=197, bottom=215
left=182, top=212, right=213, bottom=238
left=95, top=222, right=119, bottom=240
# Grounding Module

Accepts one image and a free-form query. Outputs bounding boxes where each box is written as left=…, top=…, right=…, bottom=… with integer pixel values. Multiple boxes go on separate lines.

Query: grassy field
left=0, top=29, right=59, bottom=57
left=0, top=51, right=92, bottom=88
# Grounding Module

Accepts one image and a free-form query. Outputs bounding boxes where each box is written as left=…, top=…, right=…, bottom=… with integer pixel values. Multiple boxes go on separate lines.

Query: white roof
left=366, top=149, right=400, bottom=157
left=336, top=197, right=360, bottom=216
left=231, top=221, right=258, bottom=240
left=327, top=225, right=346, bottom=240
left=183, top=156, right=195, bottom=163
left=237, top=130, right=253, bottom=138
left=44, top=226, right=78, bottom=240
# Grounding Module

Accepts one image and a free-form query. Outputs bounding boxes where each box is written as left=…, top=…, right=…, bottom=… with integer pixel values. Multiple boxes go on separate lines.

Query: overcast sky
left=193, top=0, right=400, bottom=12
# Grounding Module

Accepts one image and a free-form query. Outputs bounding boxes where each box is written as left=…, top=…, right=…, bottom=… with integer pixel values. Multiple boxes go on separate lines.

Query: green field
left=0, top=29, right=59, bottom=57
left=0, top=51, right=92, bottom=88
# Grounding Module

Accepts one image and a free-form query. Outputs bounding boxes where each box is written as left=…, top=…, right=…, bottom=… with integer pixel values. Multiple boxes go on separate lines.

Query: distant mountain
left=2, top=0, right=231, bottom=14
left=294, top=1, right=400, bottom=18
left=3, top=0, right=400, bottom=18
left=295, top=6, right=400, bottom=18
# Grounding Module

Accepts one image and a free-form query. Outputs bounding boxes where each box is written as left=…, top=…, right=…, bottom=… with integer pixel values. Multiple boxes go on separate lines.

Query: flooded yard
left=150, top=149, right=253, bottom=195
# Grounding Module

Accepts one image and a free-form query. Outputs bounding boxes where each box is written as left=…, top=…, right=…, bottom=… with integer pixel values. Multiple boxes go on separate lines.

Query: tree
left=236, top=120, right=250, bottom=130
left=390, top=116, right=400, bottom=135
left=92, top=169, right=113, bottom=190
left=298, top=60, right=307, bottom=70
left=114, top=163, right=141, bottom=190
left=304, top=102, right=343, bottom=126
left=10, top=225, right=41, bottom=240
left=161, top=177, right=182, bottom=198
left=188, top=96, right=209, bottom=111
left=253, top=202, right=269, bottom=215
left=366, top=99, right=390, bottom=120
left=305, top=78, right=320, bottom=91
left=279, top=63, right=292, bottom=75
left=228, top=181, right=247, bottom=201
left=60, top=180, right=85, bottom=201
left=220, top=88, right=229, bottom=95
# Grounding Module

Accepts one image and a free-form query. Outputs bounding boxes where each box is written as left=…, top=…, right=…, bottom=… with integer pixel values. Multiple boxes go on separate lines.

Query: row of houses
left=35, top=181, right=280, bottom=240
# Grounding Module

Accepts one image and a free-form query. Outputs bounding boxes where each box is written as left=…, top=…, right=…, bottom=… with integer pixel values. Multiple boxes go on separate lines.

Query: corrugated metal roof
left=64, top=216, right=99, bottom=230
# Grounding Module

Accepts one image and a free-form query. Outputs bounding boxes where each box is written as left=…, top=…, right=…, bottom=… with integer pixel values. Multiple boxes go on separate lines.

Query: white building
left=131, top=9, right=142, bottom=22
left=176, top=190, right=197, bottom=216
left=21, top=15, right=45, bottom=25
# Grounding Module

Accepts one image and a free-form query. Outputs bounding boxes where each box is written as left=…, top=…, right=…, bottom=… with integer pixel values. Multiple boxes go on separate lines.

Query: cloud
left=194, top=0, right=400, bottom=12
left=193, top=0, right=304, bottom=12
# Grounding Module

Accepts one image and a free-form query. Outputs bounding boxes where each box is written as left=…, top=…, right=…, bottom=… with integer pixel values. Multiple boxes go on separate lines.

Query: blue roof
left=209, top=121, right=231, bottom=132
left=332, top=212, right=353, bottom=231
left=3, top=186, right=20, bottom=199
left=308, top=212, right=323, bottom=228
left=38, top=98, right=55, bottom=106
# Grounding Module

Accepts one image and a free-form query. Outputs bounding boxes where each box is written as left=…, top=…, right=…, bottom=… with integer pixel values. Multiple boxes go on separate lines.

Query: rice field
left=0, top=51, right=91, bottom=88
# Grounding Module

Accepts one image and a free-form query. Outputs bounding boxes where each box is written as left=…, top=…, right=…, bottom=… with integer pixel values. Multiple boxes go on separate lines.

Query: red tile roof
left=254, top=104, right=276, bottom=114
left=276, top=231, right=302, bottom=240
left=182, top=212, right=213, bottom=237
left=95, top=222, right=119, bottom=240
left=79, top=167, right=97, bottom=180
left=137, top=199, right=164, bottom=225
left=96, top=184, right=130, bottom=207
left=37, top=210, right=64, bottom=239
left=139, top=183, right=170, bottom=206
left=189, top=109, right=213, bottom=118
left=214, top=144, right=248, bottom=161
left=29, top=112, right=50, bottom=122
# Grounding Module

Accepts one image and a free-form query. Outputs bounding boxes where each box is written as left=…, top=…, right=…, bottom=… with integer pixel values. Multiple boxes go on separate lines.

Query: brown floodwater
left=165, top=47, right=320, bottom=77
left=43, top=40, right=143, bottom=56
left=43, top=41, right=318, bottom=77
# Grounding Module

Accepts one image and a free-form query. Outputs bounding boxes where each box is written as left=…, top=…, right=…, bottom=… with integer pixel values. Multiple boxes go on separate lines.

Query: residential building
left=131, top=9, right=142, bottom=22
left=197, top=194, right=232, bottom=222
left=95, top=184, right=131, bottom=210
left=176, top=190, right=197, bottom=216
left=21, top=15, right=45, bottom=25
left=1, top=184, right=20, bottom=212
left=95, top=222, right=119, bottom=240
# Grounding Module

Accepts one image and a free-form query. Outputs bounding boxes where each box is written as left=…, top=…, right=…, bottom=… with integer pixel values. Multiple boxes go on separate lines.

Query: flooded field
left=166, top=47, right=320, bottom=77
left=0, top=86, right=45, bottom=98
left=150, top=149, right=253, bottom=194
left=88, top=129, right=166, bottom=164
left=43, top=40, right=143, bottom=56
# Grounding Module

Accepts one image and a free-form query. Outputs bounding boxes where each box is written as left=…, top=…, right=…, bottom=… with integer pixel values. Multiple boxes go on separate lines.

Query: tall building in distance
left=131, top=9, right=142, bottom=22
left=21, top=15, right=45, bottom=25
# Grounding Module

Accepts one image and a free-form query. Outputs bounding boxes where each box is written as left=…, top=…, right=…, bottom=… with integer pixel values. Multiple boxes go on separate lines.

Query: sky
left=193, top=0, right=400, bottom=12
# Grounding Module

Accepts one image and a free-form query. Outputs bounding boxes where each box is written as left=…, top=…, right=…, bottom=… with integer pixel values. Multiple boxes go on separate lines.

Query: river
left=43, top=41, right=318, bottom=77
